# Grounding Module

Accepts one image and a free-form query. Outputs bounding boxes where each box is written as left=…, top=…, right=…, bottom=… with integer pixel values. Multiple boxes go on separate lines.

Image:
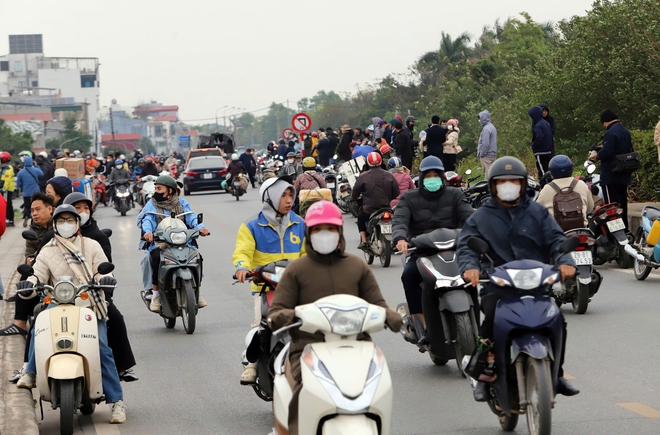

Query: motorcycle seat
left=645, top=207, right=660, bottom=222
left=466, top=180, right=488, bottom=194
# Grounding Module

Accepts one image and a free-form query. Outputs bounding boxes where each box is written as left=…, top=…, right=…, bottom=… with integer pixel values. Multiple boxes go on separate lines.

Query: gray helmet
left=63, top=192, right=93, bottom=211
left=286, top=152, right=296, bottom=158
left=487, top=156, right=528, bottom=194
left=53, top=204, right=81, bottom=222
left=155, top=175, right=178, bottom=191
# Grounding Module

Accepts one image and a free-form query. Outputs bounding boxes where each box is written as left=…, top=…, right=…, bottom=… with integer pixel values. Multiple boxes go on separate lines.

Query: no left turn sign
left=291, top=113, right=312, bottom=133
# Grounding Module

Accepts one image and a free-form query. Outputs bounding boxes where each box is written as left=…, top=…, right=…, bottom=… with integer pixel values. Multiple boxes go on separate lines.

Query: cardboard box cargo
left=55, top=158, right=86, bottom=179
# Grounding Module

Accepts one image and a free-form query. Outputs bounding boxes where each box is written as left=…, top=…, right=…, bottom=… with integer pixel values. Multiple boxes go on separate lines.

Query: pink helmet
left=305, top=200, right=343, bottom=228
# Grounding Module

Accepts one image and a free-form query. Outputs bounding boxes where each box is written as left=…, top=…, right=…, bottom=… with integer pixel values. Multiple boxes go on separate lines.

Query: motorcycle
left=137, top=174, right=157, bottom=207
left=92, top=174, right=108, bottom=208
left=550, top=228, right=602, bottom=314
left=237, top=260, right=291, bottom=402
left=464, top=236, right=579, bottom=435
left=140, top=212, right=206, bottom=334
left=445, top=170, right=463, bottom=188
left=464, top=176, right=490, bottom=208
left=272, top=294, right=393, bottom=435
left=335, top=169, right=359, bottom=217
left=398, top=228, right=479, bottom=374
left=588, top=201, right=634, bottom=268
left=111, top=180, right=132, bottom=216
left=361, top=208, right=394, bottom=267
left=630, top=205, right=660, bottom=280
left=322, top=167, right=338, bottom=204
left=226, top=174, right=247, bottom=200
left=17, top=262, right=116, bottom=435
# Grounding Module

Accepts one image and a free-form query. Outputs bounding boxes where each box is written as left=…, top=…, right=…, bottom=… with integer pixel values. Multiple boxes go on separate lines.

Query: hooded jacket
left=352, top=166, right=400, bottom=214
left=232, top=181, right=306, bottom=293
left=372, top=117, right=384, bottom=142
left=16, top=156, right=44, bottom=197
left=477, top=110, right=497, bottom=159
left=539, top=104, right=556, bottom=136
left=529, top=106, right=554, bottom=156
left=267, top=232, right=402, bottom=356
left=596, top=120, right=634, bottom=185
left=392, top=186, right=473, bottom=245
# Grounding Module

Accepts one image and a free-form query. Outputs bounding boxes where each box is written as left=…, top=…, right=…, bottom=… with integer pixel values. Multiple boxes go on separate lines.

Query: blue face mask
left=423, top=177, right=443, bottom=192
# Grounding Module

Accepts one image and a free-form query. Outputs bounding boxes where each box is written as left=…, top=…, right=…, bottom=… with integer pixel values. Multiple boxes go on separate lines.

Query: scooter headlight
left=320, top=305, right=367, bottom=335
left=116, top=190, right=129, bottom=198
left=54, top=279, right=76, bottom=303
left=505, top=268, right=543, bottom=290
left=170, top=231, right=188, bottom=245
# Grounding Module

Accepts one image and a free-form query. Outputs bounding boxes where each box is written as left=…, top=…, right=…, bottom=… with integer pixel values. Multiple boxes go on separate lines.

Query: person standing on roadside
left=1, top=151, right=15, bottom=227
left=336, top=125, right=354, bottom=163
left=539, top=104, right=556, bottom=137
left=589, top=109, right=634, bottom=229
left=477, top=110, right=497, bottom=178
left=442, top=119, right=461, bottom=171
left=392, top=121, right=414, bottom=171
left=529, top=105, right=555, bottom=179
left=424, top=116, right=448, bottom=163
left=15, top=155, right=44, bottom=228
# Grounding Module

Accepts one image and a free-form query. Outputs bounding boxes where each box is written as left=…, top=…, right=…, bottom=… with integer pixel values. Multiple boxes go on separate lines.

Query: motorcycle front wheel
left=454, top=312, right=477, bottom=377
left=180, top=280, right=197, bottom=334
left=57, top=379, right=75, bottom=435
left=379, top=235, right=391, bottom=267
left=525, top=358, right=553, bottom=435
left=633, top=232, right=652, bottom=280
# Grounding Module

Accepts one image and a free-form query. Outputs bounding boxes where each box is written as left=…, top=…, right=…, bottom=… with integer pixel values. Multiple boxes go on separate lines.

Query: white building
left=0, top=35, right=100, bottom=134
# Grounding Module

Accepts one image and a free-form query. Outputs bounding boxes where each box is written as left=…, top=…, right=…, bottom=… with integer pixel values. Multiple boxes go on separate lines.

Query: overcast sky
left=0, top=0, right=596, bottom=123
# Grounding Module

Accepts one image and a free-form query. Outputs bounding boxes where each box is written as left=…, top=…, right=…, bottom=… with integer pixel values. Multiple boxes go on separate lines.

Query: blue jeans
left=26, top=310, right=123, bottom=403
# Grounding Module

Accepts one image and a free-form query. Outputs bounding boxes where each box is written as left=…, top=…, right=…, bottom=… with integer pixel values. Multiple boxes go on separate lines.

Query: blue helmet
left=115, top=159, right=123, bottom=166
left=548, top=155, right=573, bottom=179
left=387, top=157, right=402, bottom=169
left=419, top=155, right=444, bottom=174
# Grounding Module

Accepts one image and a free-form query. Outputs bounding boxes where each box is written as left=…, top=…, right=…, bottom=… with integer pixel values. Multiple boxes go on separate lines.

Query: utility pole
left=109, top=107, right=117, bottom=153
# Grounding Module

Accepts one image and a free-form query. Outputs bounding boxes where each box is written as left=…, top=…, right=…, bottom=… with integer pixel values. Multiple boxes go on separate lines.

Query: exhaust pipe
left=624, top=244, right=645, bottom=262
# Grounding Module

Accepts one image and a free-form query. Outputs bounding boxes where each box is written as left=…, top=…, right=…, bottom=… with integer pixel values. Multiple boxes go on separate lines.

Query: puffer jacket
left=268, top=235, right=403, bottom=356
left=392, top=186, right=473, bottom=245
left=25, top=235, right=111, bottom=301
left=16, top=156, right=44, bottom=197
left=351, top=167, right=400, bottom=214
left=443, top=128, right=460, bottom=154
left=529, top=106, right=554, bottom=156
left=390, top=169, right=415, bottom=207
left=1, top=164, right=15, bottom=191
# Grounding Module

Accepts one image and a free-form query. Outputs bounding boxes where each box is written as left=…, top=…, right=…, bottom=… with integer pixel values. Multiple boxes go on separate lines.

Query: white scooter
left=138, top=174, right=158, bottom=206
left=272, top=294, right=393, bottom=434
left=18, top=262, right=115, bottom=435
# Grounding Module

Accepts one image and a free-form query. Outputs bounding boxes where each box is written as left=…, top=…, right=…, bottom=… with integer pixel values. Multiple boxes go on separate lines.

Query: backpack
left=549, top=179, right=584, bottom=231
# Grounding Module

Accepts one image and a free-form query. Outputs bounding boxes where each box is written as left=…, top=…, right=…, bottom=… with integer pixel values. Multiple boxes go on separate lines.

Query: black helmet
left=53, top=204, right=81, bottom=222
left=63, top=192, right=93, bottom=210
left=548, top=155, right=574, bottom=179
left=406, top=115, right=416, bottom=122
left=155, top=175, right=178, bottom=191
left=488, top=156, right=528, bottom=196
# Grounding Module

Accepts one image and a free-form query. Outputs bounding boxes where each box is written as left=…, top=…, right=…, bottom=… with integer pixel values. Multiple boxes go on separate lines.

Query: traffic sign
left=282, top=128, right=293, bottom=139
left=291, top=113, right=312, bottom=133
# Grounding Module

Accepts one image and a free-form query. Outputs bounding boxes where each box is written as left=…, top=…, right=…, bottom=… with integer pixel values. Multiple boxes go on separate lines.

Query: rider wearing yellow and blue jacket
left=232, top=176, right=305, bottom=386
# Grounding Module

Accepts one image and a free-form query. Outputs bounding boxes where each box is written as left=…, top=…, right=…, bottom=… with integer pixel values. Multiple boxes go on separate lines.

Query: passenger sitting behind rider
left=138, top=175, right=209, bottom=312
left=456, top=156, right=579, bottom=402
left=352, top=152, right=400, bottom=250
left=393, top=156, right=473, bottom=345
left=267, top=200, right=403, bottom=435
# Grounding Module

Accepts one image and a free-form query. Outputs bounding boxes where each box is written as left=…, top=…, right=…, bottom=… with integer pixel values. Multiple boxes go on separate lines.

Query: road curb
left=0, top=229, right=39, bottom=435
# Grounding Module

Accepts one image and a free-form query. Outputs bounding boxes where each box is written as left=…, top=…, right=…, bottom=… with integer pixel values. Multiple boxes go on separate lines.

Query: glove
left=16, top=280, right=36, bottom=299
left=588, top=151, right=598, bottom=162
left=99, top=276, right=117, bottom=286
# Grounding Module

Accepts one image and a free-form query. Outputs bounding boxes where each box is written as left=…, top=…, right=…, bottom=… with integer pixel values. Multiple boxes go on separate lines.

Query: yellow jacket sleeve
left=232, top=223, right=255, bottom=271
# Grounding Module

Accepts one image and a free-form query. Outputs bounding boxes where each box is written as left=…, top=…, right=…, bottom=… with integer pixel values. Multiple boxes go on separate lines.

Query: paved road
left=35, top=187, right=660, bottom=434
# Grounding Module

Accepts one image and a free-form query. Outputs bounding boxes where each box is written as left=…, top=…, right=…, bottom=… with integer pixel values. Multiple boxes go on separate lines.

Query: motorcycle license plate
left=327, top=182, right=335, bottom=189
left=380, top=224, right=392, bottom=234
left=606, top=218, right=625, bottom=232
left=571, top=251, right=592, bottom=265
left=203, top=173, right=212, bottom=179
left=341, top=191, right=349, bottom=198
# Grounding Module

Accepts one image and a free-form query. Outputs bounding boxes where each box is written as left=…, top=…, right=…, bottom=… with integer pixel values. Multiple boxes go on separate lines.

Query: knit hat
left=54, top=168, right=68, bottom=177
left=389, top=118, right=398, bottom=125
left=447, top=119, right=459, bottom=127
left=600, top=109, right=618, bottom=123
left=47, top=176, right=73, bottom=198
left=394, top=115, right=403, bottom=122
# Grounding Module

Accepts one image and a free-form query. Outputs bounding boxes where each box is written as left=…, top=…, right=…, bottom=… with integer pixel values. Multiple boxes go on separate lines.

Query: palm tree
left=439, top=31, right=472, bottom=63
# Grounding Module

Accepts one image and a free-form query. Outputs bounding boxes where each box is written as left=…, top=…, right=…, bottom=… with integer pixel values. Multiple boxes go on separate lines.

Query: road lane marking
left=617, top=402, right=660, bottom=418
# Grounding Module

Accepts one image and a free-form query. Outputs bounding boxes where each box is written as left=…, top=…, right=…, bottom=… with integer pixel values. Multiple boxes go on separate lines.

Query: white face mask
left=116, top=165, right=122, bottom=170
left=496, top=181, right=521, bottom=202
left=287, top=159, right=294, bottom=164
left=310, top=230, right=340, bottom=255
left=56, top=223, right=78, bottom=238
left=79, top=212, right=90, bottom=226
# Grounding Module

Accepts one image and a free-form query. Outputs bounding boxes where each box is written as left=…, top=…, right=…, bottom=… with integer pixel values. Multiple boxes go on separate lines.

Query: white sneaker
left=149, top=294, right=161, bottom=312
left=16, top=372, right=36, bottom=389
left=110, top=400, right=126, bottom=424
left=240, top=366, right=257, bottom=385
left=198, top=296, right=208, bottom=308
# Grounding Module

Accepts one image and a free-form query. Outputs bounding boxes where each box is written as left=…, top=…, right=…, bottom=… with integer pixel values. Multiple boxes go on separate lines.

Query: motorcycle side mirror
left=101, top=229, right=112, bottom=238
left=467, top=237, right=489, bottom=254
left=21, top=230, right=39, bottom=241
left=560, top=236, right=581, bottom=254
left=465, top=169, right=472, bottom=175
left=97, top=262, right=115, bottom=275
left=587, top=164, right=596, bottom=174
left=17, top=264, right=34, bottom=277
left=197, top=213, right=203, bottom=224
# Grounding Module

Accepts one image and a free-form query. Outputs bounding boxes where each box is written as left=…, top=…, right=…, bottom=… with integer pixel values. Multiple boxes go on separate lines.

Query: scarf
left=54, top=235, right=108, bottom=320
left=152, top=194, right=184, bottom=223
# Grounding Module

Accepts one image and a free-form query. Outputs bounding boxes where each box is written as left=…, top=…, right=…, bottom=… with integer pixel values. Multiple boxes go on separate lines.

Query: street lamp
left=222, top=106, right=236, bottom=131
left=230, top=108, right=245, bottom=148
left=215, top=105, right=228, bottom=132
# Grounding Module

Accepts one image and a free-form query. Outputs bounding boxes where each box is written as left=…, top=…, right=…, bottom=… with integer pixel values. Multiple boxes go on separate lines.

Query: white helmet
left=231, top=153, right=239, bottom=161
left=120, top=154, right=126, bottom=160
left=39, top=151, right=48, bottom=158
left=259, top=177, right=279, bottom=202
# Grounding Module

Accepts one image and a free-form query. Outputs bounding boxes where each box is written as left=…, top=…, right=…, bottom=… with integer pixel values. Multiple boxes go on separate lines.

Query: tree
left=60, top=116, right=93, bottom=153
left=0, top=119, right=34, bottom=159
left=137, top=137, right=156, bottom=155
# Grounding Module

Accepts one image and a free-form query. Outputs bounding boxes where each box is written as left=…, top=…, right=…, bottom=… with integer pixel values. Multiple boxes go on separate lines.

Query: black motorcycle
left=362, top=208, right=394, bottom=267
left=111, top=180, right=132, bottom=216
